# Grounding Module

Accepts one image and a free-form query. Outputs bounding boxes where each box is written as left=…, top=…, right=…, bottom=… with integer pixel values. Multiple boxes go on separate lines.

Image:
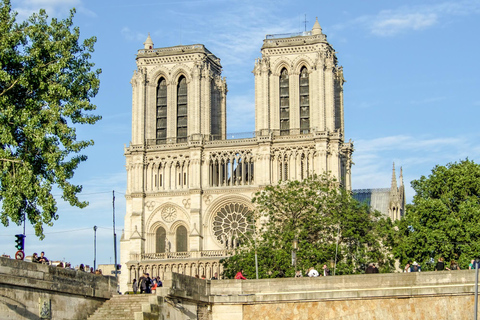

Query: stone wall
left=0, top=257, right=117, bottom=320
left=162, top=270, right=480, bottom=320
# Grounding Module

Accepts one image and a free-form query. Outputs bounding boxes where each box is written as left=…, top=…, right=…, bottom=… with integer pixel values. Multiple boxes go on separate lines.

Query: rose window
left=212, top=202, right=254, bottom=247
left=161, top=206, right=177, bottom=222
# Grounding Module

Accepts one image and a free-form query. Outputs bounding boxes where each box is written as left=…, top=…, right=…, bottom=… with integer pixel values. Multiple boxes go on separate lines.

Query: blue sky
left=1, top=0, right=480, bottom=268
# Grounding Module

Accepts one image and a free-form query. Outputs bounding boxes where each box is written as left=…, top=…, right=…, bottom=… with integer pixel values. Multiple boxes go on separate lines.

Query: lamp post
left=475, top=257, right=479, bottom=320
left=334, top=224, right=340, bottom=276
left=292, top=237, right=298, bottom=275
left=253, top=226, right=259, bottom=280
left=93, top=226, right=97, bottom=271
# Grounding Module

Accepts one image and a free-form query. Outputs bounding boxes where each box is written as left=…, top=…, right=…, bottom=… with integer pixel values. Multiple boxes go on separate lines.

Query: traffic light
left=15, top=234, right=25, bottom=251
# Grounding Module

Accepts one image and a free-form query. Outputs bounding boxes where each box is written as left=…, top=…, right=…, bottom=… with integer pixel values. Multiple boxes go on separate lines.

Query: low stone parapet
left=0, top=257, right=117, bottom=319
left=158, top=270, right=480, bottom=319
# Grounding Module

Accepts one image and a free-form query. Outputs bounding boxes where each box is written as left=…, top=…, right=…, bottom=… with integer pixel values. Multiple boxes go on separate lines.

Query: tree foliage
left=393, top=159, right=480, bottom=270
left=221, top=174, right=394, bottom=279
left=0, top=0, right=101, bottom=238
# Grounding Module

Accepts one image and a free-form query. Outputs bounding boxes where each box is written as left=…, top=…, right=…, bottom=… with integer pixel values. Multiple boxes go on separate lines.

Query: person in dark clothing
left=32, top=253, right=40, bottom=263
left=132, top=279, right=138, bottom=293
left=145, top=273, right=152, bottom=294
left=139, top=273, right=147, bottom=294
left=365, top=263, right=375, bottom=274
left=38, top=251, right=49, bottom=264
left=435, top=257, right=449, bottom=271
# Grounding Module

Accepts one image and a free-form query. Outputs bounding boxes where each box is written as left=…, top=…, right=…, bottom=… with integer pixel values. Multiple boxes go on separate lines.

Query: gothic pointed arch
left=170, top=66, right=192, bottom=84
left=148, top=221, right=169, bottom=254
left=149, top=66, right=170, bottom=85
left=279, top=67, right=290, bottom=136
left=292, top=56, right=314, bottom=74
left=272, top=60, right=292, bottom=76
left=177, top=75, right=188, bottom=142
left=146, top=202, right=190, bottom=232
left=299, top=66, right=310, bottom=133
left=156, top=226, right=166, bottom=253
left=170, top=222, right=189, bottom=252
left=156, top=76, right=168, bottom=144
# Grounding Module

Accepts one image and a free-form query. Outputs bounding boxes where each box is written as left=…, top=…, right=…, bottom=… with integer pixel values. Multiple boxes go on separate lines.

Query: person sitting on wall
left=32, top=253, right=40, bottom=263
left=322, top=264, right=331, bottom=276
left=235, top=269, right=247, bottom=280
left=410, top=261, right=421, bottom=272
left=38, top=251, right=49, bottom=264
left=307, top=267, right=319, bottom=277
left=435, top=257, right=450, bottom=271
left=450, top=260, right=461, bottom=270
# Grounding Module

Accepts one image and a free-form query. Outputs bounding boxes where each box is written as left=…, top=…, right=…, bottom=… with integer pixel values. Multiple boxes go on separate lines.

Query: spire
left=143, top=33, right=154, bottom=50
left=312, top=17, right=323, bottom=35
left=399, top=167, right=404, bottom=187
left=391, top=162, right=398, bottom=192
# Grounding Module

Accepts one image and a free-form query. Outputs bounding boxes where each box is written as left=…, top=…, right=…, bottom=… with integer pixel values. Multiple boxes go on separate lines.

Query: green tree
left=0, top=1, right=101, bottom=238
left=221, top=174, right=394, bottom=279
left=393, top=159, right=480, bottom=270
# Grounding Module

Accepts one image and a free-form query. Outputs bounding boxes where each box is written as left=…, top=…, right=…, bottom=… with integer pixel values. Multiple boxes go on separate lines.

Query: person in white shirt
left=307, top=267, right=319, bottom=277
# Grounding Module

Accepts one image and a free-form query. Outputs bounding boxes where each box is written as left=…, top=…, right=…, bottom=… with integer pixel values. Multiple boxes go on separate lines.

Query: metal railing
left=266, top=31, right=312, bottom=39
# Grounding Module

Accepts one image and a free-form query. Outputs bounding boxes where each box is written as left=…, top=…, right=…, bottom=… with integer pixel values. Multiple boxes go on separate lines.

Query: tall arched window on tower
left=176, top=225, right=188, bottom=252
left=156, top=226, right=166, bottom=253
left=177, top=76, right=188, bottom=143
left=279, top=68, right=290, bottom=136
left=156, top=78, right=167, bottom=144
left=299, top=67, right=310, bottom=133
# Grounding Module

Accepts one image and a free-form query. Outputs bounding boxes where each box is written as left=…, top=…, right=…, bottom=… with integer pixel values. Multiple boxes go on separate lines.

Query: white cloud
left=335, top=0, right=480, bottom=37
left=12, top=0, right=85, bottom=21
left=369, top=12, right=437, bottom=36
left=121, top=27, right=147, bottom=42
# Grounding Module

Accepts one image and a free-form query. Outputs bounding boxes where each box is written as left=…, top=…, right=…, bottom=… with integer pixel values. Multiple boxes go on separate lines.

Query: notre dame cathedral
left=120, top=18, right=359, bottom=292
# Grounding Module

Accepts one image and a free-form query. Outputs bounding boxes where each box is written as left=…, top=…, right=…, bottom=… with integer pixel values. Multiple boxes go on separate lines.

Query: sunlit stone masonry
left=120, top=18, right=353, bottom=293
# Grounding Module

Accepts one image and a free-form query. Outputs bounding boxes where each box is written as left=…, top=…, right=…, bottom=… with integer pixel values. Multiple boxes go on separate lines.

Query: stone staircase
left=87, top=294, right=163, bottom=320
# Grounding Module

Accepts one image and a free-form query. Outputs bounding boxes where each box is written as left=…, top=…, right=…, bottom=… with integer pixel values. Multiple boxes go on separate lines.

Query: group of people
left=404, top=257, right=470, bottom=272
left=434, top=257, right=461, bottom=271
left=302, top=264, right=331, bottom=277
left=30, top=252, right=104, bottom=274
left=132, top=273, right=163, bottom=294
left=31, top=252, right=49, bottom=264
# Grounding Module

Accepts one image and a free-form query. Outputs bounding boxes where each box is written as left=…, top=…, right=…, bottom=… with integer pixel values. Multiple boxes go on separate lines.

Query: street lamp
left=475, top=257, right=479, bottom=320
left=292, top=237, right=298, bottom=275
left=93, top=226, right=97, bottom=271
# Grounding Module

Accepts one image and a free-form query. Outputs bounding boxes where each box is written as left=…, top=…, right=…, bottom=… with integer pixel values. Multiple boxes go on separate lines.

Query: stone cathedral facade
left=120, top=19, right=353, bottom=292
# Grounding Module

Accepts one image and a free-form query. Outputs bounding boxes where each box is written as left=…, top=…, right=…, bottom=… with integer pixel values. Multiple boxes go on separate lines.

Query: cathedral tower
left=121, top=21, right=353, bottom=293
left=131, top=42, right=227, bottom=146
